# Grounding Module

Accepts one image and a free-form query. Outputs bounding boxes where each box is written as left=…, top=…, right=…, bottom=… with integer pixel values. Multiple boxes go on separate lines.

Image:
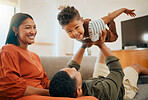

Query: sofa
left=17, top=56, right=148, bottom=100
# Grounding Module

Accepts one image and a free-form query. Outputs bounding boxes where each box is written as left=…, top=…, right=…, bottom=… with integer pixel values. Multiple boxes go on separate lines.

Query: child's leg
left=105, top=20, right=118, bottom=42
left=93, top=52, right=109, bottom=78
left=123, top=64, right=148, bottom=99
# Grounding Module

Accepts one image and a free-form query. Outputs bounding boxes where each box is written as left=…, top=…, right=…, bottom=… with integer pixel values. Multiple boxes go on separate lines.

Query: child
left=57, top=6, right=136, bottom=43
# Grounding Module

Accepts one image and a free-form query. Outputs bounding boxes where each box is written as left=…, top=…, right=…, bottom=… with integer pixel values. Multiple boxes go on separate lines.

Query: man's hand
left=124, top=8, right=136, bottom=17
left=81, top=42, right=93, bottom=49
left=92, top=29, right=107, bottom=47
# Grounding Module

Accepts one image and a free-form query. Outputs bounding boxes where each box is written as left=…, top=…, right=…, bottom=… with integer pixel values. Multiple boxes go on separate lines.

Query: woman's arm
left=24, top=85, right=50, bottom=96
left=0, top=48, right=50, bottom=98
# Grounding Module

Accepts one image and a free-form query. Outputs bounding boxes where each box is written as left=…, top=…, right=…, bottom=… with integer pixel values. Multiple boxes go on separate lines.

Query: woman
left=0, top=13, right=50, bottom=99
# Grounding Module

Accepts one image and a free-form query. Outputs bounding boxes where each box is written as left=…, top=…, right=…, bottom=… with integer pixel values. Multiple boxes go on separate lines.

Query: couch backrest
left=39, top=56, right=97, bottom=80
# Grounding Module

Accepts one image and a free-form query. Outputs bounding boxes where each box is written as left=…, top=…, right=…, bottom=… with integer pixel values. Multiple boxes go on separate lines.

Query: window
left=0, top=4, right=15, bottom=48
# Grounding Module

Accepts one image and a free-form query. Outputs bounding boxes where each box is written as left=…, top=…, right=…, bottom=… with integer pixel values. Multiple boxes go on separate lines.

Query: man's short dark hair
left=49, top=71, right=77, bottom=97
left=57, top=6, right=80, bottom=26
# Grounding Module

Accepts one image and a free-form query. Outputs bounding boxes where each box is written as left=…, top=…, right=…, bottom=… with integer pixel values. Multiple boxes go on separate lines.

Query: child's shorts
left=93, top=63, right=138, bottom=100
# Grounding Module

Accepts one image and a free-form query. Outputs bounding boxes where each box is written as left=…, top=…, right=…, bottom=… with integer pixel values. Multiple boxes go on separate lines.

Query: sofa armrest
left=16, top=95, right=98, bottom=100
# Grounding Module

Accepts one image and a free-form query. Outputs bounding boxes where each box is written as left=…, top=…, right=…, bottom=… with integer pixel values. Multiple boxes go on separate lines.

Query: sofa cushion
left=16, top=95, right=98, bottom=100
left=131, top=84, right=148, bottom=100
left=39, top=56, right=148, bottom=100
left=40, top=56, right=97, bottom=80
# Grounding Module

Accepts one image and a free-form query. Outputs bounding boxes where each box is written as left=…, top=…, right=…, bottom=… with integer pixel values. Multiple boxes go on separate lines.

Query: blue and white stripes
left=88, top=19, right=106, bottom=42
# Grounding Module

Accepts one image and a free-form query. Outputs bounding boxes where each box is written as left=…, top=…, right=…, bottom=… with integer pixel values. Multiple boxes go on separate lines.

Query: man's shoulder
left=83, top=77, right=109, bottom=99
left=83, top=76, right=106, bottom=89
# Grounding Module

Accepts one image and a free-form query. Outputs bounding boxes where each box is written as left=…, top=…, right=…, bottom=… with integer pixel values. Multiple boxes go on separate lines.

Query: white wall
left=19, top=0, right=57, bottom=56
left=0, top=5, right=14, bottom=48
left=19, top=0, right=148, bottom=56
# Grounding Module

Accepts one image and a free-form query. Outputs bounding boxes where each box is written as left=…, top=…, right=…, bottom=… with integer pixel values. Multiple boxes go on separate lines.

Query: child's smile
left=63, top=18, right=84, bottom=40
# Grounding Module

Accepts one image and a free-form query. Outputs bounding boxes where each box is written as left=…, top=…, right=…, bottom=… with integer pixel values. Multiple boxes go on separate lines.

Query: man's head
left=49, top=68, right=83, bottom=97
left=57, top=6, right=84, bottom=40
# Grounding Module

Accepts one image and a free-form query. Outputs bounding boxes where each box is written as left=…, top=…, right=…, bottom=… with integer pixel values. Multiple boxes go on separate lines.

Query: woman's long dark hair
left=5, top=13, right=33, bottom=46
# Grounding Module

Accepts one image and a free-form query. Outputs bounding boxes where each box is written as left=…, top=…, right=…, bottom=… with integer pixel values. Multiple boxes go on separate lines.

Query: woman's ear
left=12, top=26, right=18, bottom=36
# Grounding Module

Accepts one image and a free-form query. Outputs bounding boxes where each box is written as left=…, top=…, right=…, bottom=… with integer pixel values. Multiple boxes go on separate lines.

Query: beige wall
left=19, top=0, right=148, bottom=56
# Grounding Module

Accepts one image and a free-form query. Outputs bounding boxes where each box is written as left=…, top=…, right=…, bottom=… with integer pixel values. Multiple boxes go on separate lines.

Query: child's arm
left=101, top=8, right=136, bottom=24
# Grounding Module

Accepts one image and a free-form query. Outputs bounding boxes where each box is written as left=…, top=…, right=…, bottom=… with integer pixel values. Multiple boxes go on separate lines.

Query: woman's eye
left=25, top=27, right=30, bottom=29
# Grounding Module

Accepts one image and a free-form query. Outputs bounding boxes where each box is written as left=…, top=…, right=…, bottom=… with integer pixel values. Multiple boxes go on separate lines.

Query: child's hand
left=124, top=8, right=136, bottom=17
left=58, top=5, right=67, bottom=11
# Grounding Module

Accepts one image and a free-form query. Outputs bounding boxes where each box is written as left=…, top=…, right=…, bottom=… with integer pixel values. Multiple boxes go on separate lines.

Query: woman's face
left=16, top=18, right=37, bottom=48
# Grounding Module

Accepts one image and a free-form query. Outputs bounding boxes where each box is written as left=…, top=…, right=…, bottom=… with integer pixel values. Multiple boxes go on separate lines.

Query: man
left=49, top=30, right=148, bottom=100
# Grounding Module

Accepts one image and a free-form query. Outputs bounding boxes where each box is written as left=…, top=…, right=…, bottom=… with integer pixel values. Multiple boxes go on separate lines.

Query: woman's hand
left=24, top=85, right=50, bottom=96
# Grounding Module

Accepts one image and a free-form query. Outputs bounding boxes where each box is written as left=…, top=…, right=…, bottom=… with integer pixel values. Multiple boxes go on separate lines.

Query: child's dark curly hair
left=57, top=6, right=81, bottom=26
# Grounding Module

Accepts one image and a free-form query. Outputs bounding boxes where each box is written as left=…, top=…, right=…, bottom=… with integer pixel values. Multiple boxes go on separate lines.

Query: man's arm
left=67, top=43, right=92, bottom=70
left=71, top=46, right=86, bottom=65
left=89, top=30, right=125, bottom=99
left=98, top=43, right=113, bottom=58
left=101, top=8, right=136, bottom=24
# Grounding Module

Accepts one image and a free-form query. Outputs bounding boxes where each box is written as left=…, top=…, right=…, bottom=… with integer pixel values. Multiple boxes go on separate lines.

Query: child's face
left=63, top=18, right=84, bottom=40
